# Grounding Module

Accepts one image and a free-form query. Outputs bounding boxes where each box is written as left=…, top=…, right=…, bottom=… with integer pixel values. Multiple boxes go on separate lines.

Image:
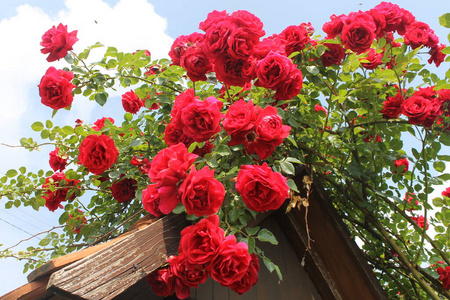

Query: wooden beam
left=0, top=274, right=52, bottom=300
left=282, top=167, right=388, bottom=300
left=47, top=213, right=187, bottom=300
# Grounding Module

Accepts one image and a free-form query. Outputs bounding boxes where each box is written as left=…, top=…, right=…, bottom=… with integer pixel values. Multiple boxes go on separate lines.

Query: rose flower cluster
left=147, top=215, right=259, bottom=299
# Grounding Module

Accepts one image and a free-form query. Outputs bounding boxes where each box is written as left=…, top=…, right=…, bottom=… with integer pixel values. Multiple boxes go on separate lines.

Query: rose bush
left=1, top=3, right=450, bottom=299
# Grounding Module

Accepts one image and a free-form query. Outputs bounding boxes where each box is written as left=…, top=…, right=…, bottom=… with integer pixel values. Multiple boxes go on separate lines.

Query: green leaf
left=216, top=144, right=231, bottom=156
left=124, top=113, right=133, bottom=122
left=245, top=226, right=260, bottom=236
left=6, top=169, right=18, bottom=178
left=95, top=93, right=108, bottom=106
left=389, top=139, right=403, bottom=151
left=306, top=66, right=319, bottom=75
left=262, top=257, right=283, bottom=281
left=433, top=198, right=444, bottom=207
left=46, top=120, right=53, bottom=129
left=247, top=237, right=255, bottom=254
left=257, top=228, right=278, bottom=245
left=439, top=13, right=450, bottom=28
left=31, top=122, right=44, bottom=132
left=280, top=161, right=295, bottom=175
left=129, top=140, right=142, bottom=147
left=287, top=179, right=299, bottom=193
left=434, top=161, right=446, bottom=172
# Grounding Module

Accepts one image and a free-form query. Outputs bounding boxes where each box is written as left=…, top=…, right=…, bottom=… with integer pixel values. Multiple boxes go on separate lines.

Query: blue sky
left=0, top=0, right=448, bottom=296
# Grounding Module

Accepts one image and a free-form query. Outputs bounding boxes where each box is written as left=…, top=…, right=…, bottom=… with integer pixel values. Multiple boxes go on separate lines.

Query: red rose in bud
left=179, top=166, right=225, bottom=217
left=49, top=148, right=67, bottom=172
left=208, top=235, right=251, bottom=286
left=121, top=90, right=143, bottom=114
left=78, top=134, right=119, bottom=175
left=227, top=253, right=260, bottom=295
left=110, top=176, right=138, bottom=203
left=236, top=162, right=289, bottom=212
left=437, top=266, right=450, bottom=290
left=40, top=23, right=78, bottom=62
left=38, top=67, right=75, bottom=110
left=92, top=117, right=115, bottom=131
left=42, top=172, right=80, bottom=212
left=179, top=215, right=225, bottom=265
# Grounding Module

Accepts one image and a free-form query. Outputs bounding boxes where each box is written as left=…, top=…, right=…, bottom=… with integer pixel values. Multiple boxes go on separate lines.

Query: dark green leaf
left=280, top=161, right=295, bottom=175
left=95, top=93, right=108, bottom=106
left=258, top=229, right=278, bottom=245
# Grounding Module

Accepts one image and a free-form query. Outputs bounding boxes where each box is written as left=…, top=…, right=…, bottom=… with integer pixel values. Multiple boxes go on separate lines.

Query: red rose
left=78, top=134, right=119, bottom=175
left=381, top=92, right=404, bottom=119
left=428, top=44, right=447, bottom=67
left=49, top=148, right=67, bottom=172
left=230, top=10, right=265, bottom=39
left=244, top=106, right=291, bottom=160
left=323, top=14, right=345, bottom=39
left=180, top=47, right=212, bottom=82
left=164, top=122, right=194, bottom=147
left=192, top=141, right=214, bottom=157
left=442, top=187, right=450, bottom=198
left=227, top=253, right=259, bottom=295
left=236, top=162, right=289, bottom=212
left=370, top=2, right=403, bottom=34
left=404, top=21, right=439, bottom=49
left=437, top=266, right=450, bottom=290
left=179, top=215, right=225, bottom=265
left=169, top=32, right=205, bottom=66
left=171, top=89, right=198, bottom=125
left=209, top=235, right=251, bottom=286
left=320, top=43, right=346, bottom=67
left=401, top=95, right=433, bottom=125
left=213, top=54, right=256, bottom=87
left=315, top=104, right=328, bottom=115
left=279, top=25, right=310, bottom=56
left=203, top=20, right=236, bottom=59
left=360, top=48, right=383, bottom=70
left=42, top=172, right=80, bottom=212
left=142, top=184, right=163, bottom=217
left=121, top=90, right=143, bottom=114
left=226, top=26, right=260, bottom=60
left=199, top=10, right=228, bottom=32
left=38, top=67, right=75, bottom=110
left=110, top=176, right=137, bottom=203
left=167, top=253, right=208, bottom=299
left=223, top=99, right=260, bottom=146
left=179, top=166, right=225, bottom=217
left=341, top=12, right=376, bottom=53
left=394, top=158, right=409, bottom=174
left=255, top=52, right=293, bottom=90
left=92, top=117, right=115, bottom=131
left=180, top=96, right=224, bottom=142
left=253, top=34, right=287, bottom=59
left=40, top=23, right=78, bottom=62
left=146, top=267, right=175, bottom=297
left=411, top=215, right=428, bottom=230
left=130, top=156, right=151, bottom=175
left=274, top=67, right=303, bottom=101
left=68, top=210, right=86, bottom=234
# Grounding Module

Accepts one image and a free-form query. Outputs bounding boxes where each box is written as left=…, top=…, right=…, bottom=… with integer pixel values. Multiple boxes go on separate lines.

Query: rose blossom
left=236, top=162, right=289, bottom=212
left=401, top=95, right=433, bottom=125
left=167, top=253, right=208, bottom=299
left=110, top=176, right=138, bottom=203
left=411, top=215, right=429, bottom=230
left=121, top=90, right=143, bottom=114
left=180, top=47, right=212, bottom=82
left=279, top=25, right=310, bottom=56
left=227, top=253, right=260, bottom=295
left=360, top=48, right=383, bottom=70
left=42, top=172, right=80, bottom=212
left=253, top=34, right=287, bottom=59
left=323, top=14, right=345, bottom=39
left=38, top=67, right=75, bottom=110
left=49, top=148, right=67, bottom=172
left=92, top=117, right=115, bottom=131
left=142, top=184, right=163, bottom=217
left=341, top=12, right=377, bottom=54
left=320, top=43, right=346, bottom=67
left=179, top=96, right=224, bottom=142
left=146, top=267, right=175, bottom=297
left=78, top=134, right=119, bottom=175
left=442, top=187, right=450, bottom=198
left=437, top=266, right=450, bottom=290
left=169, top=33, right=205, bottom=66
left=179, top=166, right=225, bottom=217
left=208, top=235, right=251, bottom=286
left=179, top=215, right=225, bottom=265
left=428, top=43, right=447, bottom=67
left=274, top=67, right=303, bottom=101
left=213, top=54, right=257, bottom=87
left=40, top=23, right=78, bottom=62
left=394, top=158, right=409, bottom=174
left=404, top=21, right=439, bottom=49
left=223, top=99, right=260, bottom=146
left=255, top=52, right=294, bottom=90
left=381, top=92, right=404, bottom=119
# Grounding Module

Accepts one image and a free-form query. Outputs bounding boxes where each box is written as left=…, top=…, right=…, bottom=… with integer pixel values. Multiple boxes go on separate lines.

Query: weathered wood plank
left=0, top=274, right=51, bottom=300
left=47, top=214, right=188, bottom=300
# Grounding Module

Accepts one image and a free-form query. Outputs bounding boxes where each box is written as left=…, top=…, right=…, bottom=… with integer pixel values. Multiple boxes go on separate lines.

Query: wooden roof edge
left=0, top=274, right=51, bottom=300
left=26, top=215, right=157, bottom=283
left=293, top=165, right=388, bottom=299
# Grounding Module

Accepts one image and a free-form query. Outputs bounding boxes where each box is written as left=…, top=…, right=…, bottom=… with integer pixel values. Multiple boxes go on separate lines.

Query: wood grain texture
left=0, top=275, right=51, bottom=300
left=47, top=214, right=187, bottom=300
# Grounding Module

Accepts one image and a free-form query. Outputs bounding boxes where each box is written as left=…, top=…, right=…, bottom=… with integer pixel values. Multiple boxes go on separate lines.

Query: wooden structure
left=1, top=168, right=387, bottom=300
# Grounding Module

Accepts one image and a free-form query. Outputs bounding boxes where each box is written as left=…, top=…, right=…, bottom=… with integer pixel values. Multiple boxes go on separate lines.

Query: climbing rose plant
left=1, top=3, right=450, bottom=299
